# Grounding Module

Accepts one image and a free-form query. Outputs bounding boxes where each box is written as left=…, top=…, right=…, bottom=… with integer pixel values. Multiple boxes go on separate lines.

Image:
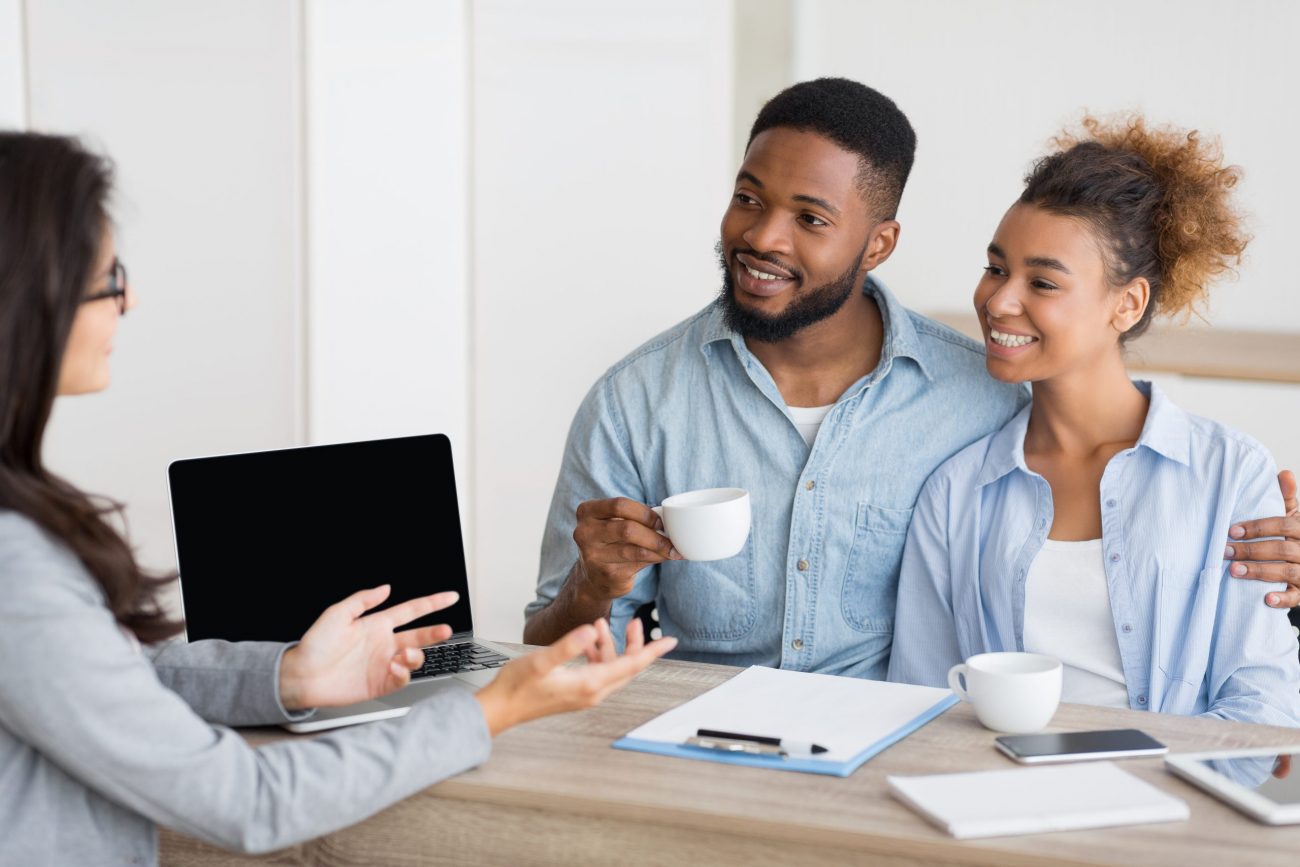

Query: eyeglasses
left=83, top=258, right=128, bottom=316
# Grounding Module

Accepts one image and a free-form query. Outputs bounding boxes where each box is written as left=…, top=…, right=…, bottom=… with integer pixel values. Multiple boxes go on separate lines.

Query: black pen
left=696, top=728, right=828, bottom=756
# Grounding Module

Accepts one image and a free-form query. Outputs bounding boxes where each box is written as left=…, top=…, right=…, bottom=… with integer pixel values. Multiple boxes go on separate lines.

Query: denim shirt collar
left=698, top=274, right=934, bottom=383
left=974, top=379, right=1193, bottom=488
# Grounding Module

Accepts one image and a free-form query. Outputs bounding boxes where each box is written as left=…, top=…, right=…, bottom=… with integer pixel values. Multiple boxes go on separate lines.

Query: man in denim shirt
left=523, top=79, right=1300, bottom=678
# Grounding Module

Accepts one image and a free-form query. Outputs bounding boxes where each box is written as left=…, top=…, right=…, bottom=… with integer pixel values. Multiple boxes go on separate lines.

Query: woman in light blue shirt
left=887, top=116, right=1300, bottom=727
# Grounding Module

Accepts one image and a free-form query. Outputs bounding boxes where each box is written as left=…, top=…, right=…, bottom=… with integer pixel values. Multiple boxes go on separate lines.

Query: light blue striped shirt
left=527, top=277, right=1027, bottom=678
left=888, top=381, right=1300, bottom=727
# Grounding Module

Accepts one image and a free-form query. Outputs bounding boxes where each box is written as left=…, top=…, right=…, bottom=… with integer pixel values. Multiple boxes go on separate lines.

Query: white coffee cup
left=650, top=488, right=750, bottom=561
left=947, top=652, right=1062, bottom=734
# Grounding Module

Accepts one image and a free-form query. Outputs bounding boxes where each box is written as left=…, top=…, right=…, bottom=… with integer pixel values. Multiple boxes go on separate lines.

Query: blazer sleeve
left=0, top=514, right=491, bottom=854
left=887, top=469, right=964, bottom=688
left=147, top=638, right=313, bottom=727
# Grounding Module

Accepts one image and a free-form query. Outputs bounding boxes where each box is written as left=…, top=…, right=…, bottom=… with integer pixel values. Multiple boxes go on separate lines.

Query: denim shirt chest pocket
left=841, top=502, right=914, bottom=633
left=658, top=534, right=758, bottom=642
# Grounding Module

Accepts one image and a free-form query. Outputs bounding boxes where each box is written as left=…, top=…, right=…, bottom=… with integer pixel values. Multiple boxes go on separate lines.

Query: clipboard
left=613, top=665, right=958, bottom=777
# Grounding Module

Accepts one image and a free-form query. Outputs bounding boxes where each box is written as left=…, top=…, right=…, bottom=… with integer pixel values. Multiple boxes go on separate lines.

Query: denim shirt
left=527, top=277, right=1027, bottom=679
left=888, top=382, right=1300, bottom=727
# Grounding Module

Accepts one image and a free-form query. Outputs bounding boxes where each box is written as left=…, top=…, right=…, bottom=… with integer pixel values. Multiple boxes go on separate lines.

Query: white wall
left=0, top=0, right=24, bottom=127
left=304, top=1, right=470, bottom=457
left=28, top=1, right=305, bottom=576
left=792, top=0, right=1300, bottom=332
left=471, top=0, right=735, bottom=639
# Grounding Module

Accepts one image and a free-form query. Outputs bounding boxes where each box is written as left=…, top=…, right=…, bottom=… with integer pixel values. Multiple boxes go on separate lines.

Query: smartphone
left=995, top=729, right=1168, bottom=764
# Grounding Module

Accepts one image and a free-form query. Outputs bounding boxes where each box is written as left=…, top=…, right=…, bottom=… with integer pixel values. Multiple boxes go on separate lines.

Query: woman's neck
left=1025, top=353, right=1149, bottom=460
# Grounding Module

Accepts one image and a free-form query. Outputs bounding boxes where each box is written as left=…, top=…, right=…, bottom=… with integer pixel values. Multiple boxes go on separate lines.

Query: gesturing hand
left=475, top=617, right=676, bottom=736
left=1225, top=470, right=1300, bottom=609
left=278, top=585, right=460, bottom=712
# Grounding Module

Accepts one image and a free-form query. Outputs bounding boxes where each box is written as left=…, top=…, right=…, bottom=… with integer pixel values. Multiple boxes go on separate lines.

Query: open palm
left=278, top=584, right=459, bottom=711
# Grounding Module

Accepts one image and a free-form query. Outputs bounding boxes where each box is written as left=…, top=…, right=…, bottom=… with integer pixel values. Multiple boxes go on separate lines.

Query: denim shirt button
left=1106, top=498, right=1117, bottom=508
left=805, top=480, right=816, bottom=491
left=1109, top=553, right=1121, bottom=563
left=796, top=559, right=810, bottom=572
left=1137, top=695, right=1147, bottom=705
left=1122, top=623, right=1133, bottom=633
left=791, top=638, right=803, bottom=650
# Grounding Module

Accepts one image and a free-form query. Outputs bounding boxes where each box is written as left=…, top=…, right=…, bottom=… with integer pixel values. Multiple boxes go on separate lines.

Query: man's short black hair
left=747, top=77, right=916, bottom=220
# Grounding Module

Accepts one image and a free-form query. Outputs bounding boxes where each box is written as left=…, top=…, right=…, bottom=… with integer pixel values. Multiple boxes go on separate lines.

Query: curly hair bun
left=1024, top=114, right=1249, bottom=336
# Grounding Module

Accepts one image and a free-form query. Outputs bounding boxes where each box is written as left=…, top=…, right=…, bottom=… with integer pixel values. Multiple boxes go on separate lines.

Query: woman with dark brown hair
left=888, top=116, right=1300, bottom=727
left=0, top=131, right=675, bottom=866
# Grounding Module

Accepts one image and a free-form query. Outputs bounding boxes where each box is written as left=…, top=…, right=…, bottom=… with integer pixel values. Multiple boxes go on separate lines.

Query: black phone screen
left=996, top=729, right=1166, bottom=758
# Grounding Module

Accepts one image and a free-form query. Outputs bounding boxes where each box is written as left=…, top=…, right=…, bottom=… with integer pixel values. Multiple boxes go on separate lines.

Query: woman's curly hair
left=1020, top=114, right=1249, bottom=341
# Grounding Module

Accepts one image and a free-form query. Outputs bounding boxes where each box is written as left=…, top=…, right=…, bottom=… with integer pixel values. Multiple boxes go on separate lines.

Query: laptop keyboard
left=411, top=642, right=509, bottom=680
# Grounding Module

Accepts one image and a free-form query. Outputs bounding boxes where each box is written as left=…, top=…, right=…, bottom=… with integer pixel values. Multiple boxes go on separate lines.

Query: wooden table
left=162, top=652, right=1300, bottom=867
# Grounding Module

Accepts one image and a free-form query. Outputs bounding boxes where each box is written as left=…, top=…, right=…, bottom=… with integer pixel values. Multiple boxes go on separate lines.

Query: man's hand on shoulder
left=1225, top=470, right=1300, bottom=609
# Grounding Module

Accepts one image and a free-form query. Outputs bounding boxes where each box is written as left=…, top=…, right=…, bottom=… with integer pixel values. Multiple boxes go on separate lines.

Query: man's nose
left=741, top=211, right=793, bottom=257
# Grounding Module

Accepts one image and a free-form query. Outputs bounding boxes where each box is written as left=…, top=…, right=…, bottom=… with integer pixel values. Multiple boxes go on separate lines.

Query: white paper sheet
left=623, top=665, right=955, bottom=763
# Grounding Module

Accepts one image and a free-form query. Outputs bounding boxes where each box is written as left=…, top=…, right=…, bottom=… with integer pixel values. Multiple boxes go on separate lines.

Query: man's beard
left=716, top=241, right=867, bottom=343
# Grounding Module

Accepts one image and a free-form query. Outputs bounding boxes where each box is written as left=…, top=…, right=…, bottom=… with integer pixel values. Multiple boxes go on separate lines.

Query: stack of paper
left=889, top=762, right=1189, bottom=838
left=614, top=665, right=957, bottom=777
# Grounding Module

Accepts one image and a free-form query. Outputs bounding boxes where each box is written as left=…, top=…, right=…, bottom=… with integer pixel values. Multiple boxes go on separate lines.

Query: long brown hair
left=0, top=132, right=179, bottom=642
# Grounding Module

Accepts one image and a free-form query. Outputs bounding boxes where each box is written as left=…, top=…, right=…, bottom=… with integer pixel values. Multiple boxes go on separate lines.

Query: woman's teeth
left=990, top=328, right=1038, bottom=348
left=744, top=264, right=785, bottom=281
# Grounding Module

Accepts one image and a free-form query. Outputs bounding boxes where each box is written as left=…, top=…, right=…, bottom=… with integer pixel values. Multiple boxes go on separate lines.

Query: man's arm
left=522, top=377, right=678, bottom=647
left=1225, top=469, right=1300, bottom=608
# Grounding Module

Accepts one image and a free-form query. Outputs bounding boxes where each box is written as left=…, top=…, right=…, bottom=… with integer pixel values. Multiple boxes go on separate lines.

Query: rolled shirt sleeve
left=528, top=374, right=658, bottom=649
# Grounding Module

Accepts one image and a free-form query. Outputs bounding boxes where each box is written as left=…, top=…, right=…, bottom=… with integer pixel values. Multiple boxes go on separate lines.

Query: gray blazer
left=0, top=512, right=491, bottom=866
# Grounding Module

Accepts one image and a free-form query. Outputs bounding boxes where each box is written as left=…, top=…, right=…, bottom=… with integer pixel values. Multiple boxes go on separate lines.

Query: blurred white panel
left=472, top=0, right=735, bottom=640
left=29, top=1, right=302, bottom=574
left=793, top=0, right=1300, bottom=333
left=304, top=1, right=469, bottom=456
left=0, top=0, right=23, bottom=127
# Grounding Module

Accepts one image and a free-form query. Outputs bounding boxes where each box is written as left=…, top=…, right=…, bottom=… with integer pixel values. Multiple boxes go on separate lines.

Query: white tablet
left=1165, top=747, right=1300, bottom=824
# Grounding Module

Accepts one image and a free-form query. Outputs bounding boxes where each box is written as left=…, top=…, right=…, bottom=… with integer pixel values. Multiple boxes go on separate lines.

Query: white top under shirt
left=788, top=404, right=834, bottom=447
left=1022, top=538, right=1130, bottom=708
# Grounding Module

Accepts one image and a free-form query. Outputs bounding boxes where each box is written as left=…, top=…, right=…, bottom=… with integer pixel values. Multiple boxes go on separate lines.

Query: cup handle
left=650, top=506, right=668, bottom=537
left=947, top=664, right=972, bottom=703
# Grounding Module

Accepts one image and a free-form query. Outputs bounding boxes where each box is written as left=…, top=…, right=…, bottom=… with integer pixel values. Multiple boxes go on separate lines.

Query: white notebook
left=889, top=762, right=1189, bottom=839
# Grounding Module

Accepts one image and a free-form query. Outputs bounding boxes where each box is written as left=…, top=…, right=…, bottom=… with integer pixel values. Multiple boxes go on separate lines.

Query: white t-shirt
left=788, top=404, right=834, bottom=448
left=1023, top=538, right=1129, bottom=708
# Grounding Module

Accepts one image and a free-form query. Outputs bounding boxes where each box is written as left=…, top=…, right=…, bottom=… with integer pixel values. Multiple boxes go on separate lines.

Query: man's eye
left=734, top=193, right=757, bottom=205
left=800, top=214, right=828, bottom=227
left=982, top=264, right=1005, bottom=277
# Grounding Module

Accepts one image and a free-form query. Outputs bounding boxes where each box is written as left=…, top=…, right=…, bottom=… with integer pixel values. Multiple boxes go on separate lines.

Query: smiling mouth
left=988, top=327, right=1039, bottom=348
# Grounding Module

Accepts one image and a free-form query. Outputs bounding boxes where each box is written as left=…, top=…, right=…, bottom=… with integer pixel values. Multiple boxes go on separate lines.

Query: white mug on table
left=947, top=652, right=1062, bottom=734
left=651, top=488, right=750, bottom=561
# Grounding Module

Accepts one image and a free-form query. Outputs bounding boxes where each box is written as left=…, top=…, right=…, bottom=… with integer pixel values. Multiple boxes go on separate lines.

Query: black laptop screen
left=170, top=433, right=473, bottom=643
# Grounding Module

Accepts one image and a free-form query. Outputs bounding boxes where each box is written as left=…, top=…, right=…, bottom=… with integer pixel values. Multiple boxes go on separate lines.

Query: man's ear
left=1112, top=277, right=1150, bottom=334
left=862, top=220, right=901, bottom=272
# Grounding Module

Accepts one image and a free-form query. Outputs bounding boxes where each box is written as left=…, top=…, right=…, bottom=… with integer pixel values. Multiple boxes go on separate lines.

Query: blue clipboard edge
left=612, top=692, right=959, bottom=778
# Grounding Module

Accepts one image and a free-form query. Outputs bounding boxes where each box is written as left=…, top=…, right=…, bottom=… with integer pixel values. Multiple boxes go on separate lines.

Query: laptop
left=168, top=433, right=518, bottom=732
